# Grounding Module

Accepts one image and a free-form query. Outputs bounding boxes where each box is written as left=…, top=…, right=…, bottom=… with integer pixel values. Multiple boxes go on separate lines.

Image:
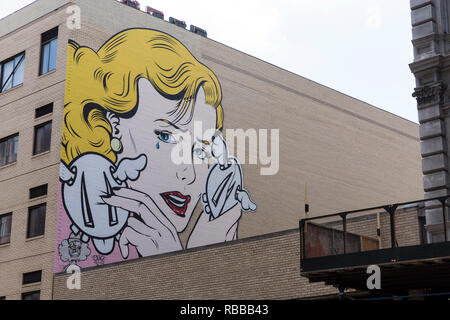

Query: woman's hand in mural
left=102, top=188, right=182, bottom=258
left=187, top=204, right=242, bottom=249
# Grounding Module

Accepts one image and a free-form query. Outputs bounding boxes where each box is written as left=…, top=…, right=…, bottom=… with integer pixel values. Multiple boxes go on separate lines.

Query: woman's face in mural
left=117, top=79, right=217, bottom=232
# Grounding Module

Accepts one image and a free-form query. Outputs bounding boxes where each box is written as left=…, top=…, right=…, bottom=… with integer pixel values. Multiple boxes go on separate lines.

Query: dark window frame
left=0, top=51, right=25, bottom=93
left=33, top=121, right=52, bottom=155
left=0, top=212, right=12, bottom=245
left=39, top=27, right=58, bottom=75
left=27, top=203, right=46, bottom=239
left=0, top=133, right=19, bottom=167
left=21, top=291, right=40, bottom=300
left=29, top=184, right=48, bottom=199
left=22, top=270, right=42, bottom=285
left=35, top=103, right=53, bottom=119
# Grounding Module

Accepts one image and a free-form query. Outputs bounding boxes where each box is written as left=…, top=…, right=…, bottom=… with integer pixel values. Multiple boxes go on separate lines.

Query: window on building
left=35, top=103, right=53, bottom=119
left=1, top=52, right=25, bottom=92
left=22, top=271, right=42, bottom=285
left=29, top=184, right=48, bottom=200
left=418, top=216, right=427, bottom=245
left=40, top=27, right=58, bottom=75
left=0, top=213, right=12, bottom=245
left=27, top=204, right=46, bottom=238
left=21, top=291, right=40, bottom=300
left=0, top=134, right=18, bottom=166
left=33, top=121, right=52, bottom=155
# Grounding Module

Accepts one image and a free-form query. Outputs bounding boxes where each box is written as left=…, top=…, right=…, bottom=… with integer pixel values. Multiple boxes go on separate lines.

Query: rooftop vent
left=169, top=17, right=187, bottom=29
left=121, top=0, right=140, bottom=10
left=146, top=6, right=164, bottom=20
left=190, top=25, right=207, bottom=38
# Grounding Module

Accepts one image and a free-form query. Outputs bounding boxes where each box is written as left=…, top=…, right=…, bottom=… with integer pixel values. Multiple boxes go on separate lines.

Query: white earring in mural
left=60, top=153, right=147, bottom=254
left=107, top=112, right=123, bottom=153
left=202, top=132, right=257, bottom=220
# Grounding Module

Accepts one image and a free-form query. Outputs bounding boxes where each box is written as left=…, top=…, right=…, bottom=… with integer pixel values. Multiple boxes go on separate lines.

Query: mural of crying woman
left=59, top=28, right=257, bottom=261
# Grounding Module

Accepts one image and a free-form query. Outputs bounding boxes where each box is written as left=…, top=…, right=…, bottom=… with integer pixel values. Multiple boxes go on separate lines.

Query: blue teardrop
left=156, top=142, right=160, bottom=150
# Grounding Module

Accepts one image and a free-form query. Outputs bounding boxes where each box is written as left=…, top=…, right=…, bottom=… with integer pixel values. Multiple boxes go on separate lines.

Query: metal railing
left=299, top=196, right=450, bottom=261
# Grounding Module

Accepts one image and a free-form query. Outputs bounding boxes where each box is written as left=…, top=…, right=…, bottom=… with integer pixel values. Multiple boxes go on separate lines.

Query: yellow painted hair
left=61, top=28, right=223, bottom=165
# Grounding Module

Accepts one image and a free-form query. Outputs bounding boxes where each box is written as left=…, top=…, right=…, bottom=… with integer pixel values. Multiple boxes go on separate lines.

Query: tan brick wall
left=0, top=3, right=72, bottom=300
left=53, top=230, right=339, bottom=300
left=52, top=208, right=422, bottom=300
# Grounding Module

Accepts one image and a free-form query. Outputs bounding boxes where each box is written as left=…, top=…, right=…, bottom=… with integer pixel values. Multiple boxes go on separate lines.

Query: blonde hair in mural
left=62, top=28, right=224, bottom=165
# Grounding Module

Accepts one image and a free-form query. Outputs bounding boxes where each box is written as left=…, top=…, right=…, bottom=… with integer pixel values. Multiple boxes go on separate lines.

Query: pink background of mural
left=53, top=182, right=139, bottom=273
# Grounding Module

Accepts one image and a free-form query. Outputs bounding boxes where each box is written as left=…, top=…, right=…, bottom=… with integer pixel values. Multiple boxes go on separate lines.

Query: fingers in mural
left=102, top=193, right=179, bottom=244
left=236, top=188, right=257, bottom=212
left=102, top=195, right=164, bottom=229
left=119, top=224, right=161, bottom=259
left=187, top=206, right=242, bottom=249
left=127, top=217, right=159, bottom=236
left=119, top=226, right=145, bottom=259
left=200, top=203, right=242, bottom=229
left=111, top=188, right=177, bottom=234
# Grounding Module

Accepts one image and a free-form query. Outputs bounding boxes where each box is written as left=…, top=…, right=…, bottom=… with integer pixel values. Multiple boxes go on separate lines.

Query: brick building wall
left=0, top=0, right=425, bottom=300
left=0, top=3, right=72, bottom=300
left=52, top=206, right=422, bottom=300
left=53, top=230, right=339, bottom=300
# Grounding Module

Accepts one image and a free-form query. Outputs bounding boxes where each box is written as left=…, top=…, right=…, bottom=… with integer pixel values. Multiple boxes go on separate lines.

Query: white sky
left=0, top=0, right=418, bottom=123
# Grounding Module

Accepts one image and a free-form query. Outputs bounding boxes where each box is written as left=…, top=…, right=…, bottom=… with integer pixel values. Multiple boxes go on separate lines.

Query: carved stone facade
left=413, top=82, right=446, bottom=107
left=410, top=0, right=450, bottom=242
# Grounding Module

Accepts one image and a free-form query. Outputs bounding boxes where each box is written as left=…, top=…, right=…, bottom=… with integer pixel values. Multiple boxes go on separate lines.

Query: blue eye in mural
left=155, top=130, right=177, bottom=144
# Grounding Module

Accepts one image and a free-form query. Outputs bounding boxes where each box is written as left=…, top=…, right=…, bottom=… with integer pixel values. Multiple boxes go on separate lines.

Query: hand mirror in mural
left=60, top=153, right=147, bottom=254
left=202, top=132, right=257, bottom=219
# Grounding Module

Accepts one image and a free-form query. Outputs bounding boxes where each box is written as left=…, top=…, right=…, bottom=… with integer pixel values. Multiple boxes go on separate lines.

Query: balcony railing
left=299, top=196, right=450, bottom=269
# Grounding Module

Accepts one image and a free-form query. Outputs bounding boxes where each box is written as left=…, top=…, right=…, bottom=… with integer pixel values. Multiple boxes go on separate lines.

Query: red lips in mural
left=160, top=191, right=192, bottom=217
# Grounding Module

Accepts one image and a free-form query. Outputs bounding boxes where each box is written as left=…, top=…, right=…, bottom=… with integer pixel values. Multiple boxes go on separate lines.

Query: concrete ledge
left=422, top=153, right=448, bottom=174
left=425, top=189, right=450, bottom=200
left=413, top=21, right=437, bottom=40
left=421, top=136, right=446, bottom=157
left=423, top=171, right=449, bottom=191
left=425, top=207, right=448, bottom=225
left=420, top=119, right=444, bottom=139
left=411, top=0, right=433, bottom=10
left=419, top=105, right=441, bottom=123
left=411, top=4, right=435, bottom=27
